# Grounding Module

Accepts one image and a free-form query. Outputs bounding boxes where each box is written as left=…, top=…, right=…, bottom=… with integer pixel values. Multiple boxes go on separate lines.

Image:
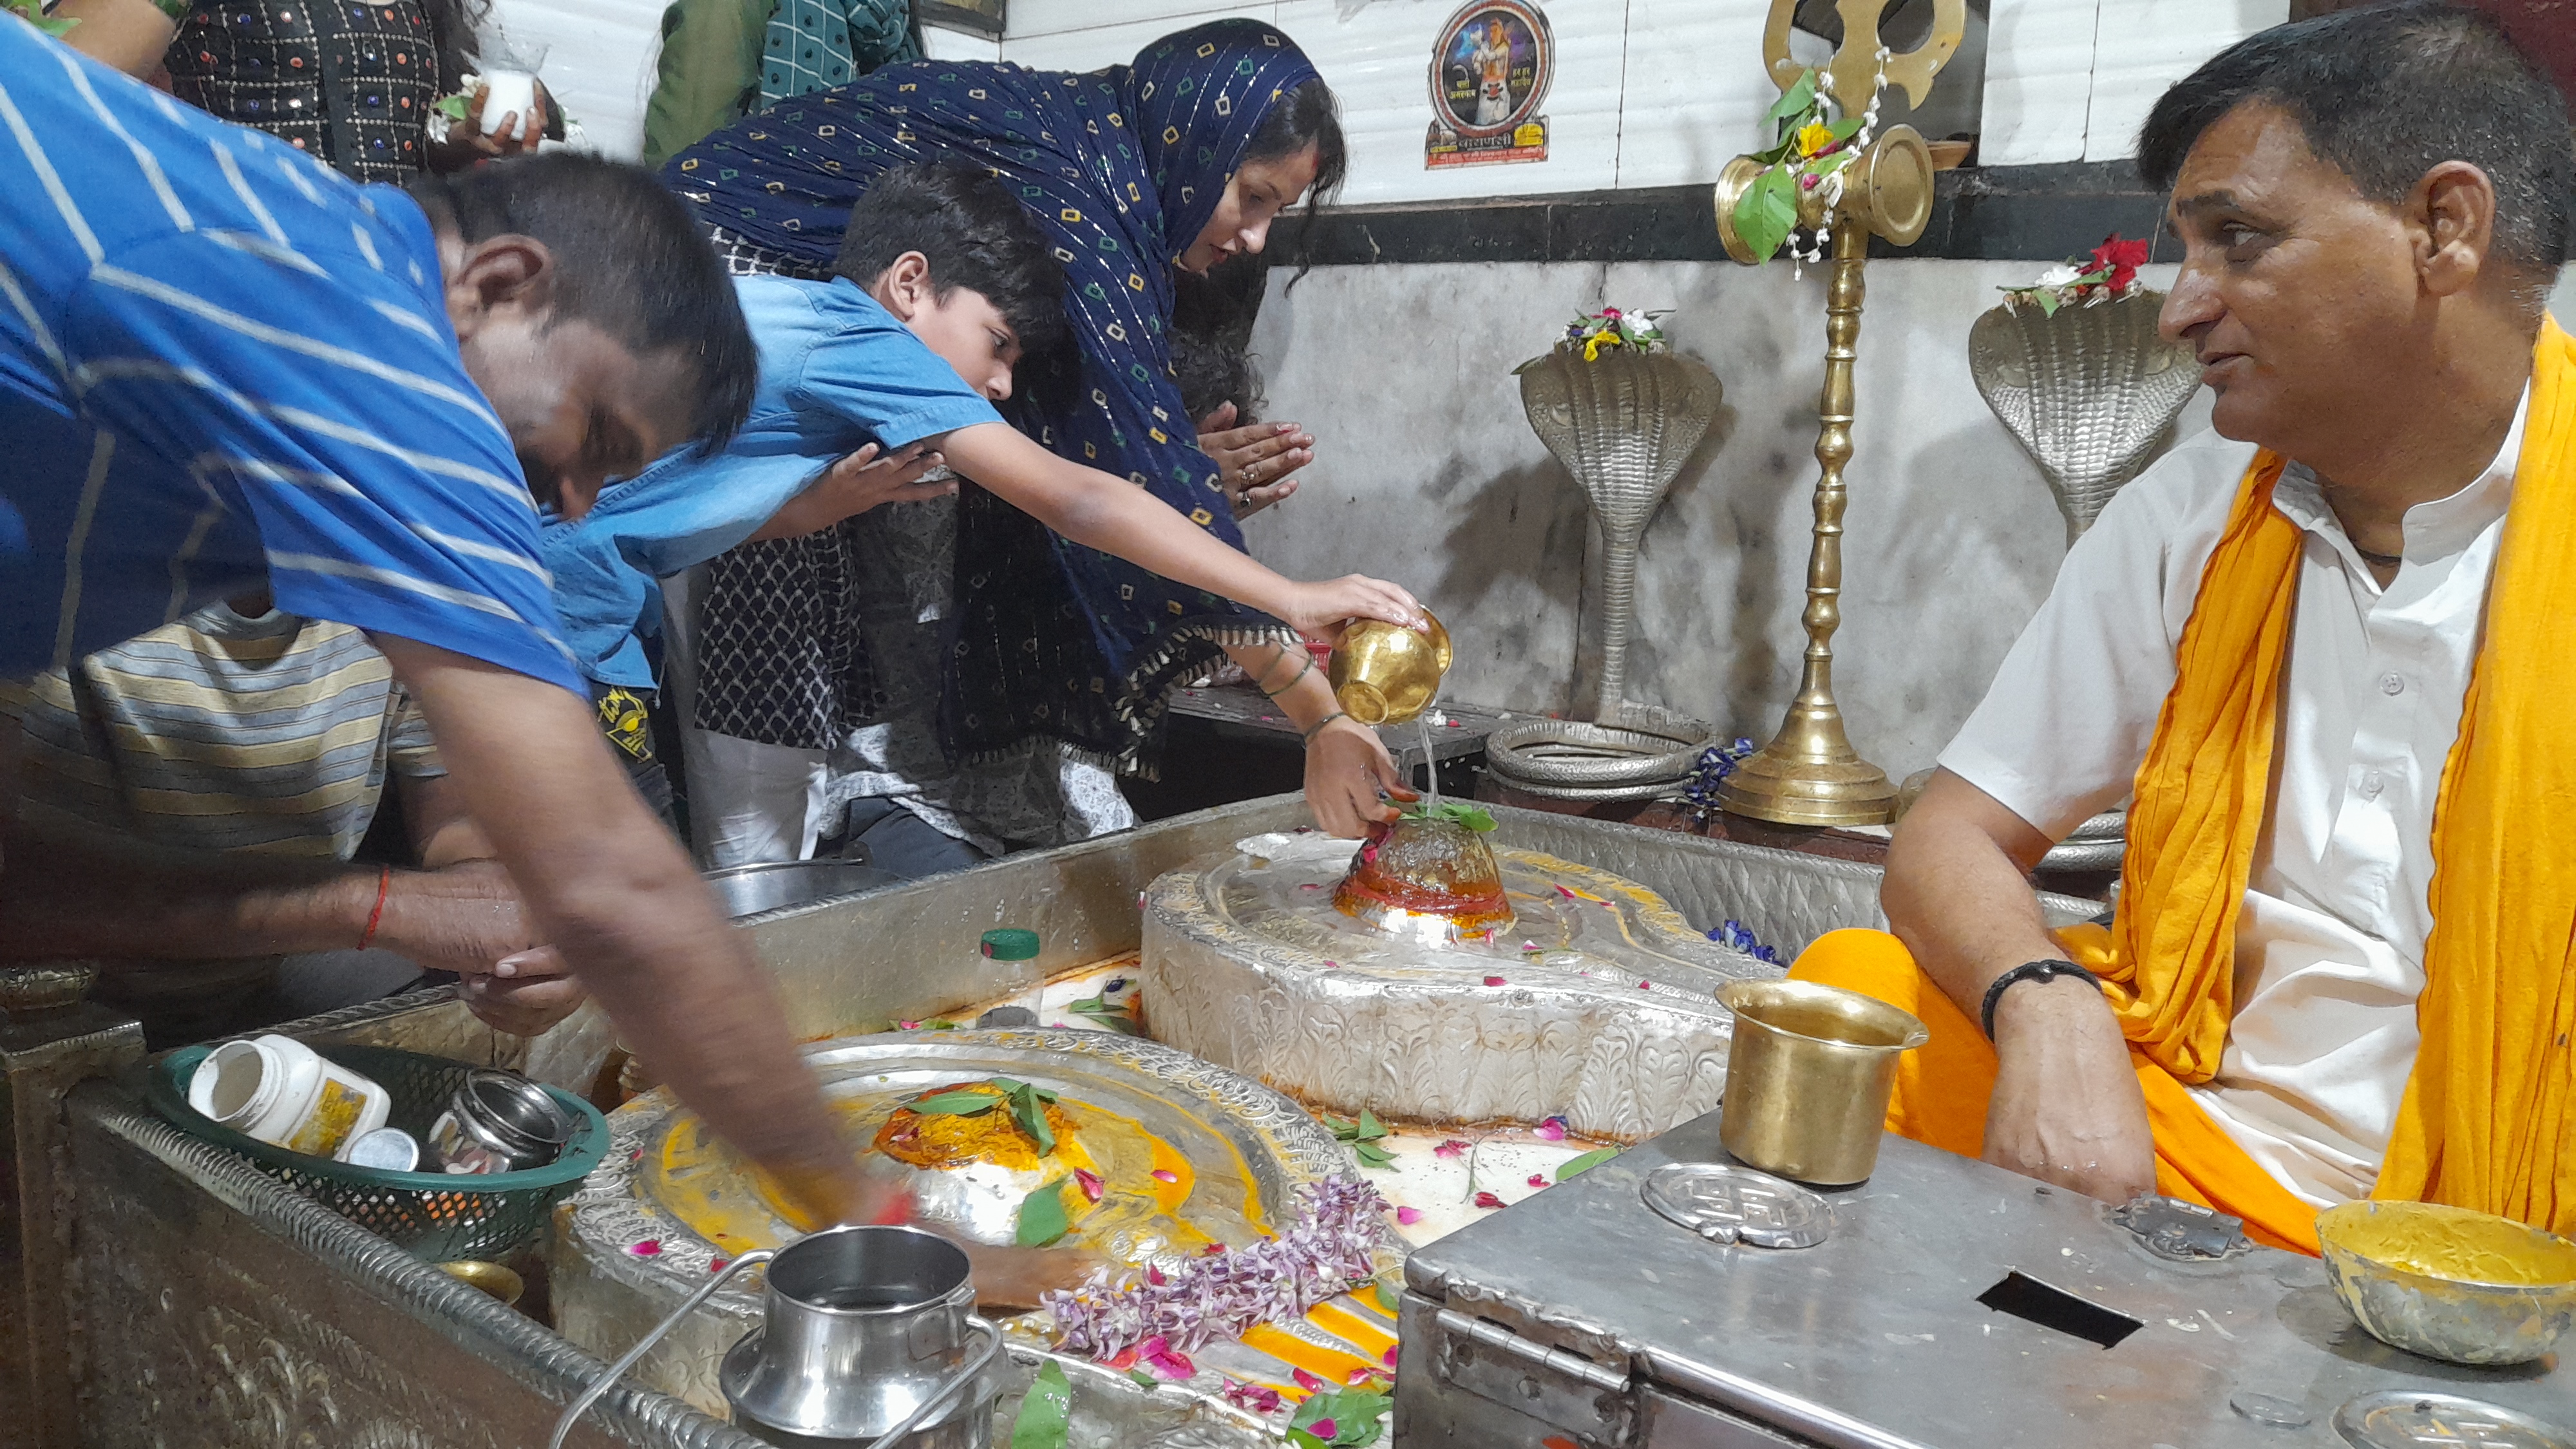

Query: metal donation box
left=1396, top=1110, right=2571, bottom=1448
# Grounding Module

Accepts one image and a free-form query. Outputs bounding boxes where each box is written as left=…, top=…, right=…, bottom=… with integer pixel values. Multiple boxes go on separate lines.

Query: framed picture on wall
left=1426, top=0, right=1554, bottom=169
left=918, top=0, right=1003, bottom=39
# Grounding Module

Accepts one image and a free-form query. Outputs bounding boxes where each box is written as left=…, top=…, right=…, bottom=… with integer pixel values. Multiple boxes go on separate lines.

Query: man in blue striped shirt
left=0, top=17, right=909, bottom=1237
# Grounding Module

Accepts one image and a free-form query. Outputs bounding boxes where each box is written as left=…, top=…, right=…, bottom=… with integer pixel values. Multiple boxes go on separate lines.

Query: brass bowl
left=1327, top=611, right=1451, bottom=726
left=438, top=1259, right=526, bottom=1307
left=1715, top=980, right=1926, bottom=1186
left=2316, top=1200, right=2576, bottom=1365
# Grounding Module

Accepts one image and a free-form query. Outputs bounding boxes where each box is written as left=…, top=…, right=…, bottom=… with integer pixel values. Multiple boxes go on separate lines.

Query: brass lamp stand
left=1707, top=0, right=1961, bottom=828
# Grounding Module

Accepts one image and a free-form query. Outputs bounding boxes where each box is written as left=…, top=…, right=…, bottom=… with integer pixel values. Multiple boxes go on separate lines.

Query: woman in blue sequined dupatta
left=661, top=19, right=1412, bottom=860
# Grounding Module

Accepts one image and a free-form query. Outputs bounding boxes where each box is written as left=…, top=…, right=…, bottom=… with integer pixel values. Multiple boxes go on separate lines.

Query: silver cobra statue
left=1969, top=290, right=2200, bottom=540
left=1967, top=289, right=2199, bottom=876
left=1517, top=344, right=1723, bottom=710
left=1486, top=344, right=1724, bottom=800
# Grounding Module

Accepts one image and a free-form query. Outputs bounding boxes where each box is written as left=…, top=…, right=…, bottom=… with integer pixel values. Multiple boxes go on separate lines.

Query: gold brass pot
left=438, top=1259, right=527, bottom=1307
left=1716, top=980, right=1926, bottom=1186
left=1327, top=611, right=1452, bottom=726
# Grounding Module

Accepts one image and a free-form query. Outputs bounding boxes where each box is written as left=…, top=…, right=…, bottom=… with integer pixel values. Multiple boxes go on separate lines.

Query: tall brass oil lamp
left=1709, top=0, right=1962, bottom=827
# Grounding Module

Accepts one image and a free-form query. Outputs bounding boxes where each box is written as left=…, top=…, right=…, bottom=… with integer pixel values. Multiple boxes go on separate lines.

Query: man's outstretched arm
left=375, top=636, right=886, bottom=1227
left=1882, top=768, right=2155, bottom=1205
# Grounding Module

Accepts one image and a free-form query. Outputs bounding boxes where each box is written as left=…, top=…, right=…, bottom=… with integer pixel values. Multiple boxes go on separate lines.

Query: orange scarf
left=2091, top=318, right=2576, bottom=1235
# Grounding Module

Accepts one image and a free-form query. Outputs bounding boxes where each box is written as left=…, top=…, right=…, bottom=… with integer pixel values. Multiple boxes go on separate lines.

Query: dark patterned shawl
left=665, top=20, right=1318, bottom=771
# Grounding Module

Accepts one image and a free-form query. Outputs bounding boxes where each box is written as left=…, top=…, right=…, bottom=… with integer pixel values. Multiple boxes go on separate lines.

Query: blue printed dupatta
left=665, top=21, right=1320, bottom=773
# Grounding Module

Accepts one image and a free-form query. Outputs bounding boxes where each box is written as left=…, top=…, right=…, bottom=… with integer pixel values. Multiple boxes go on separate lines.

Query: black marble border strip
left=1276, top=161, right=2180, bottom=269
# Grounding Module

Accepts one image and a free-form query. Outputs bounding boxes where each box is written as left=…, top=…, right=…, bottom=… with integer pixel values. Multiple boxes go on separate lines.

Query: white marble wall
left=1980, top=0, right=2290, bottom=166
left=1001, top=1, right=2282, bottom=203
left=1243, top=257, right=2214, bottom=781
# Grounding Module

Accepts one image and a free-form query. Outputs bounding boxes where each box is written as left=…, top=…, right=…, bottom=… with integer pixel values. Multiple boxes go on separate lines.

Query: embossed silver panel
left=1642, top=1163, right=1832, bottom=1249
left=1143, top=828, right=1783, bottom=1141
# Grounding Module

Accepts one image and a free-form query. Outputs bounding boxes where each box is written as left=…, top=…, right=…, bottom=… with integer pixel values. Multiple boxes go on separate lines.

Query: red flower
left=2090, top=233, right=2150, bottom=293
left=1473, top=1191, right=1505, bottom=1209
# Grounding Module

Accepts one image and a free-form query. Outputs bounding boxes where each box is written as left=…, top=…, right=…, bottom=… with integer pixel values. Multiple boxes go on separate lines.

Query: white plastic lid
left=345, top=1126, right=420, bottom=1171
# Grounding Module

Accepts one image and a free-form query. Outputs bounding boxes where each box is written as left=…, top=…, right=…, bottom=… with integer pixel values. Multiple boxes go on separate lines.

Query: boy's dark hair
left=2138, top=1, right=2573, bottom=278
left=406, top=153, right=759, bottom=453
left=831, top=165, right=1072, bottom=368
left=1170, top=326, right=1262, bottom=426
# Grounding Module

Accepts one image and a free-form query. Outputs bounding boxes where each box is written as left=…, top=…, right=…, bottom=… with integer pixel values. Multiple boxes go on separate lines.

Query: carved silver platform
left=1141, top=829, right=1783, bottom=1142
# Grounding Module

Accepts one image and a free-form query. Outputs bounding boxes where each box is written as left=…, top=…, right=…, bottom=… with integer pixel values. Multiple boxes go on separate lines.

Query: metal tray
left=553, top=1028, right=1361, bottom=1416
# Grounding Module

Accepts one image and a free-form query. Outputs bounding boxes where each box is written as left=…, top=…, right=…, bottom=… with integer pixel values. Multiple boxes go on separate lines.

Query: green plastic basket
left=147, top=1042, right=608, bottom=1262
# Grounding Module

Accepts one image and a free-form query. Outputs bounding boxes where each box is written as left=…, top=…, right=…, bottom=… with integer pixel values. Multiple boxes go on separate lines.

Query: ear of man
left=444, top=235, right=556, bottom=341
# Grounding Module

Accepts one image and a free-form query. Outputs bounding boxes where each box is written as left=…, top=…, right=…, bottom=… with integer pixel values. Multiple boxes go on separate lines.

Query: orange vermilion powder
left=873, top=1081, right=1078, bottom=1170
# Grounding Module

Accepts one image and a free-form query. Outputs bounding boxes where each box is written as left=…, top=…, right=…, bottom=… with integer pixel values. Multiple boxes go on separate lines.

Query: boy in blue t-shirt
left=544, top=165, right=1419, bottom=864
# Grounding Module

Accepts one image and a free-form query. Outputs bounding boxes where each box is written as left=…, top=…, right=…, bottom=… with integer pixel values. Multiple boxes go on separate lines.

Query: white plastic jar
left=187, top=1034, right=393, bottom=1162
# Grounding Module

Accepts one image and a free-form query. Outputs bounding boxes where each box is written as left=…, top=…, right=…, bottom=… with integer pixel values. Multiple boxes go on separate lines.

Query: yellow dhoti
left=1788, top=927, right=2322, bottom=1255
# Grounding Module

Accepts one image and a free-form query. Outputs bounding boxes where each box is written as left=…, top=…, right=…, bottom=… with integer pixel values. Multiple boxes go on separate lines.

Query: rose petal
left=1075, top=1169, right=1105, bottom=1203
left=1395, top=1206, right=1424, bottom=1225
left=1638, top=980, right=1653, bottom=990
left=1527, top=1174, right=1547, bottom=1188
left=1383, top=1345, right=1401, bottom=1367
left=1347, top=1367, right=1379, bottom=1385
left=898, top=1021, right=920, bottom=1030
left=1147, top=1264, right=1167, bottom=1285
left=629, top=1240, right=661, bottom=1256
left=1293, top=1367, right=1325, bottom=1392
left=1482, top=976, right=1506, bottom=987
left=1535, top=1119, right=1567, bottom=1142
left=1307, top=1419, right=1338, bottom=1439
left=1152, top=1168, right=1180, bottom=1184
left=1433, top=1139, right=1470, bottom=1159
left=709, top=1258, right=729, bottom=1272
left=1473, top=1191, right=1504, bottom=1209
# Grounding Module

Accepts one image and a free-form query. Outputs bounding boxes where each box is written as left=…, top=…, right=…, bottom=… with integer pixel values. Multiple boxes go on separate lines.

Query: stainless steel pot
left=426, top=1068, right=573, bottom=1175
left=550, top=1225, right=1001, bottom=1449
left=705, top=859, right=904, bottom=919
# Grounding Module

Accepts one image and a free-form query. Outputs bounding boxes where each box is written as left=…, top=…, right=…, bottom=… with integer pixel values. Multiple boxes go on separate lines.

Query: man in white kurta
left=1790, top=1, right=2574, bottom=1248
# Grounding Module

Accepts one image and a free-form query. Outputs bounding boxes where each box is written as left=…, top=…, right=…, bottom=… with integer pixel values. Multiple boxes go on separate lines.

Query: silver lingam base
left=553, top=1029, right=1367, bottom=1420
left=1141, top=830, right=1782, bottom=1142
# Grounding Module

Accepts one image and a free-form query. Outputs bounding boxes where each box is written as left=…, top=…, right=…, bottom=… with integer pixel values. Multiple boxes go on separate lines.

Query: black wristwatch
left=1980, top=958, right=2102, bottom=1041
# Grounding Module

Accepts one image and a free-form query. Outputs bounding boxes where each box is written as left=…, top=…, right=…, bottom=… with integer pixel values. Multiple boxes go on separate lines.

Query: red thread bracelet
left=357, top=864, right=391, bottom=950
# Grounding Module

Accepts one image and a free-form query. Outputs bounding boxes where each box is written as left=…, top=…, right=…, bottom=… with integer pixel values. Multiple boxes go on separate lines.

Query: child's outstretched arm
left=936, top=422, right=1419, bottom=638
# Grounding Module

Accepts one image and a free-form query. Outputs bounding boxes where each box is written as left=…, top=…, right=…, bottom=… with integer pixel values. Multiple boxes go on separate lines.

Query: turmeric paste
left=875, top=1080, right=1079, bottom=1171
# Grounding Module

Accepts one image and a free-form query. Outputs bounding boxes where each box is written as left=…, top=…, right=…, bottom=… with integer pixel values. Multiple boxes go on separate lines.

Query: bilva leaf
left=1008, top=1083, right=1057, bottom=1156
left=910, top=1090, right=1002, bottom=1115
left=1352, top=1141, right=1396, bottom=1169
left=1007, top=1361, right=1072, bottom=1449
left=1556, top=1147, right=1620, bottom=1182
left=1356, top=1108, right=1388, bottom=1141
left=1734, top=166, right=1798, bottom=263
left=1016, top=1180, right=1072, bottom=1247
left=1765, top=68, right=1818, bottom=127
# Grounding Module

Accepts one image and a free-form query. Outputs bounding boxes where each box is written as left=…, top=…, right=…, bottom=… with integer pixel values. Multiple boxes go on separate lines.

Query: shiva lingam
left=1332, top=811, right=1514, bottom=945
left=1141, top=817, right=1781, bottom=1143
left=1486, top=312, right=1725, bottom=803
left=1706, top=0, right=1964, bottom=827
left=1960, top=251, right=2201, bottom=872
